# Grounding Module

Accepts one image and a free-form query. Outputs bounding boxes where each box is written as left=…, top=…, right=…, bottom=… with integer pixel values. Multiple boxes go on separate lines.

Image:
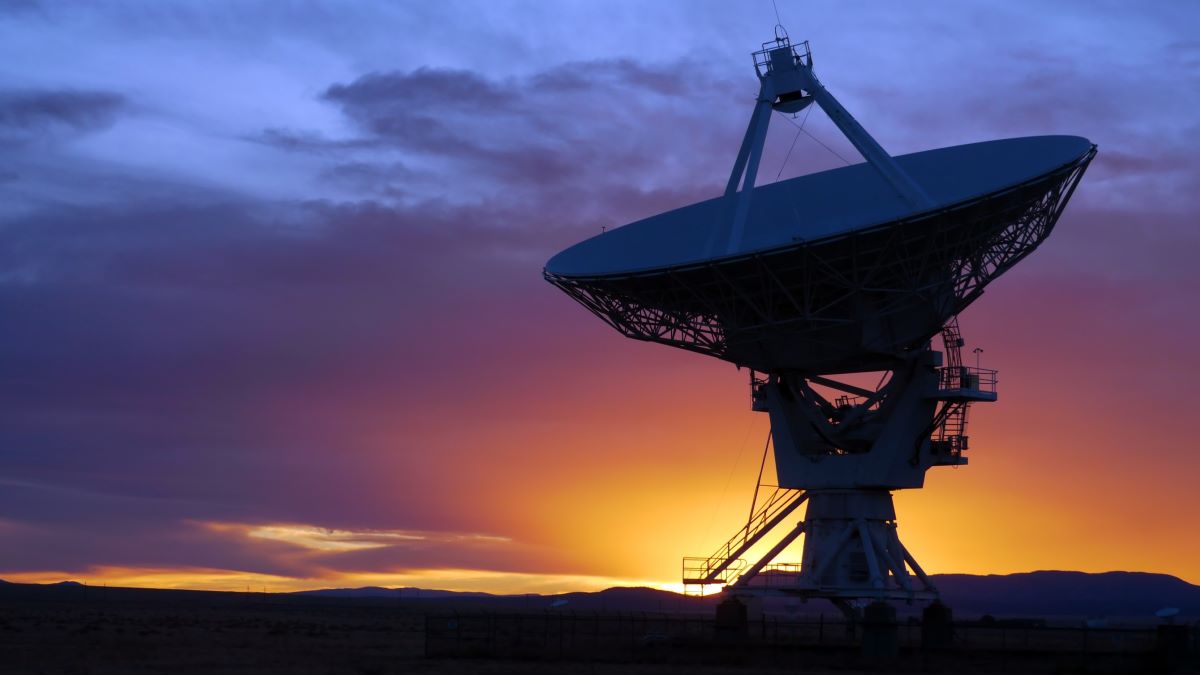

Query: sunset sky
left=1, top=1, right=1198, bottom=594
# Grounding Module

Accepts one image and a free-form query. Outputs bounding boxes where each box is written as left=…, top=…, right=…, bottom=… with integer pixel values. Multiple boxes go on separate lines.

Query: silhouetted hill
left=535, top=586, right=697, bottom=612
left=292, top=573, right=1200, bottom=619
left=292, top=584, right=704, bottom=613
left=934, top=571, right=1200, bottom=618
left=294, top=586, right=493, bottom=599
left=3, top=571, right=1196, bottom=620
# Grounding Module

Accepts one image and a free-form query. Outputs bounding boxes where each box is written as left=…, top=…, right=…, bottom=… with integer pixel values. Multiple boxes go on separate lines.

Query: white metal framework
left=683, top=318, right=996, bottom=604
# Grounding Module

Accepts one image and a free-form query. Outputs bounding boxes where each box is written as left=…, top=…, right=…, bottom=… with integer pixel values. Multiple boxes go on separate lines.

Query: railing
left=682, top=557, right=745, bottom=587
left=741, top=562, right=805, bottom=588
left=937, top=366, right=997, bottom=394
left=752, top=37, right=811, bottom=76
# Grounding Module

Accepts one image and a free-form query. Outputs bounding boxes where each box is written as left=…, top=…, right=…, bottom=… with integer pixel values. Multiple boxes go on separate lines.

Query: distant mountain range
left=934, top=571, right=1200, bottom=618
left=5, top=571, right=1197, bottom=621
left=294, top=586, right=493, bottom=600
left=292, top=571, right=1200, bottom=619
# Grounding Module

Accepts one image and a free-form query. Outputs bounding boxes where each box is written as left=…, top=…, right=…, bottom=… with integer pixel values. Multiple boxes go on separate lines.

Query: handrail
left=752, top=38, right=811, bottom=76
left=682, top=488, right=807, bottom=584
left=937, top=365, right=997, bottom=393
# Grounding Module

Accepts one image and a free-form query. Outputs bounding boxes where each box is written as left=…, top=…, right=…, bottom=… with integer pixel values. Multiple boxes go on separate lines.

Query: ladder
left=931, top=317, right=982, bottom=458
left=932, top=402, right=970, bottom=457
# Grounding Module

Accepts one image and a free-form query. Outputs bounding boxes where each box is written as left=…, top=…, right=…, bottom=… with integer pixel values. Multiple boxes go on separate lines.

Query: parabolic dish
left=547, top=136, right=1092, bottom=278
left=546, top=135, right=1095, bottom=374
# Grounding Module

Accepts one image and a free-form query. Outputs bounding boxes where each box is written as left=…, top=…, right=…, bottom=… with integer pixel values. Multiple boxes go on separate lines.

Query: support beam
left=723, top=95, right=775, bottom=255
left=869, top=526, right=912, bottom=592
left=724, top=95, right=766, bottom=197
left=857, top=519, right=885, bottom=590
left=895, top=527, right=937, bottom=593
left=808, top=374, right=878, bottom=399
left=797, top=68, right=934, bottom=210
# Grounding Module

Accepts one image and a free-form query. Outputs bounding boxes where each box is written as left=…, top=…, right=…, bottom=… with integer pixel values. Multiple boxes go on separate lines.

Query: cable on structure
left=776, top=103, right=814, bottom=180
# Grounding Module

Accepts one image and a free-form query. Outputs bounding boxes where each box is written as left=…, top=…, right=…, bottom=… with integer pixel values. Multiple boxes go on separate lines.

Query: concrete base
left=921, top=601, right=954, bottom=650
left=860, top=601, right=898, bottom=659
left=714, top=596, right=748, bottom=639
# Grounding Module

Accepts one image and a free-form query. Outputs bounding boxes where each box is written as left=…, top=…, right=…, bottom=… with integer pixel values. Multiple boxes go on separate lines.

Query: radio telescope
left=545, top=32, right=1094, bottom=611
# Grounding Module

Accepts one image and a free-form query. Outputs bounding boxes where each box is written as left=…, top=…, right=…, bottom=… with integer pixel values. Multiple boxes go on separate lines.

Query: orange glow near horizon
left=0, top=566, right=682, bottom=596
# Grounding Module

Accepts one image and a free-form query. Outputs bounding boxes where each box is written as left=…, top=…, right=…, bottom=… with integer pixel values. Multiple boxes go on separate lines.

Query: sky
left=1, top=0, right=1198, bottom=595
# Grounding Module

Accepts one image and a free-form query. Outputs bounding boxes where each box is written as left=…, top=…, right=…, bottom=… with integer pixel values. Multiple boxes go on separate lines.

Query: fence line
left=425, top=611, right=1196, bottom=663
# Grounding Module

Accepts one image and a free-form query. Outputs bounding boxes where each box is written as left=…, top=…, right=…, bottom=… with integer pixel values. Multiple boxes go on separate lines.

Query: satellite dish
left=546, top=33, right=1095, bottom=608
left=546, top=134, right=1090, bottom=374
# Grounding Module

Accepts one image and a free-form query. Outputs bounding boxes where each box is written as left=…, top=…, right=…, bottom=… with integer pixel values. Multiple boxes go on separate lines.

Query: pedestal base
left=734, top=489, right=937, bottom=602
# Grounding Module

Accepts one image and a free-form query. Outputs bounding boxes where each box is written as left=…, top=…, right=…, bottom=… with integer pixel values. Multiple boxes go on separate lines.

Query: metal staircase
left=682, top=487, right=808, bottom=589
left=931, top=402, right=970, bottom=458
left=942, top=319, right=966, bottom=369
left=929, top=317, right=995, bottom=461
